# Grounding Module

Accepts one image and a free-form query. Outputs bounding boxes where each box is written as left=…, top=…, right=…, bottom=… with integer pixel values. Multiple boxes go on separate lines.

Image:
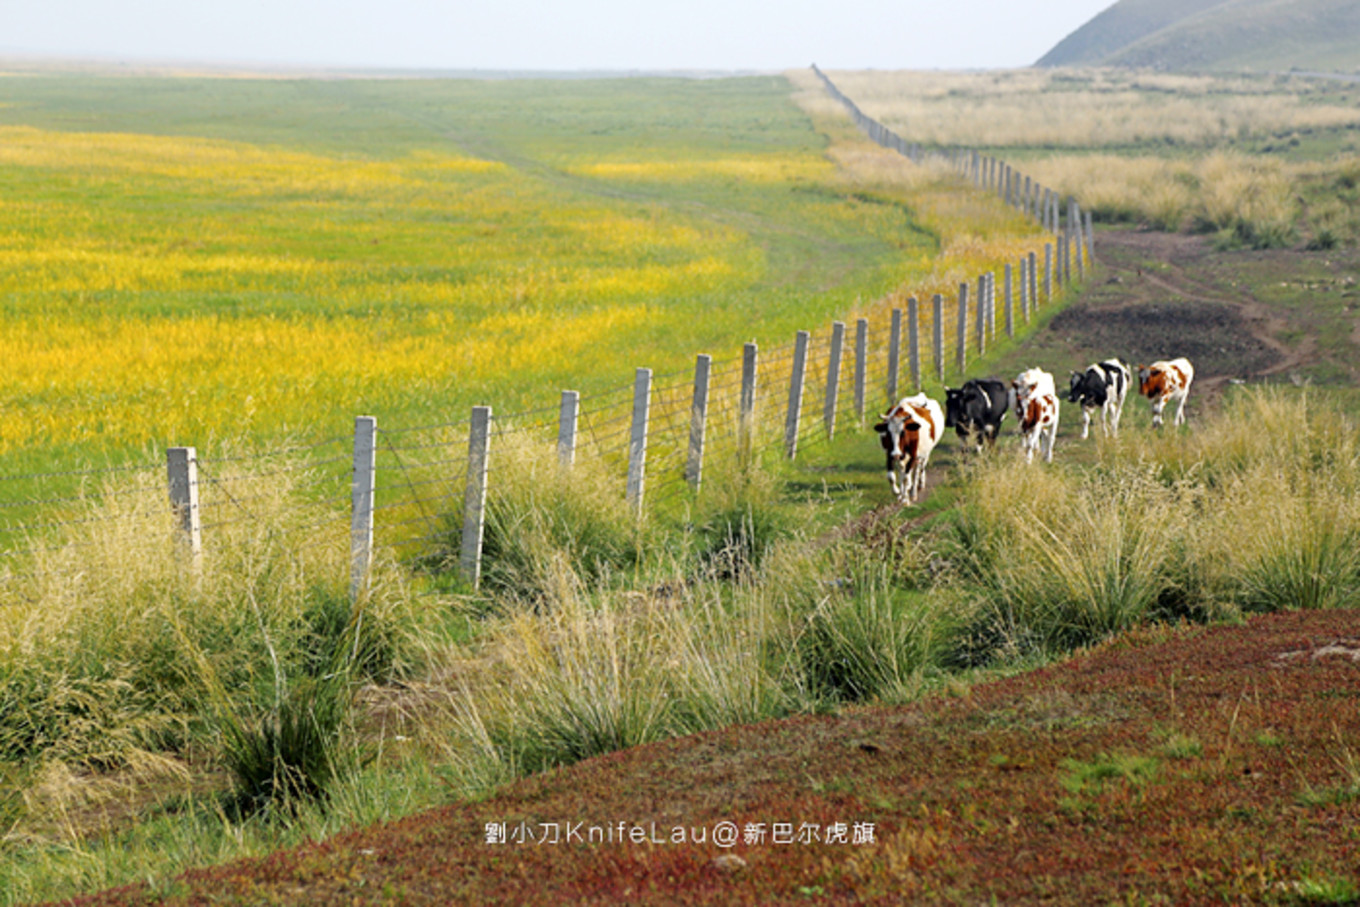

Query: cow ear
left=873, top=422, right=887, bottom=433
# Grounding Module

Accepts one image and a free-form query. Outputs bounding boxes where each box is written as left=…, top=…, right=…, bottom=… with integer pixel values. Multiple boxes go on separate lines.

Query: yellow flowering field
left=0, top=73, right=1053, bottom=482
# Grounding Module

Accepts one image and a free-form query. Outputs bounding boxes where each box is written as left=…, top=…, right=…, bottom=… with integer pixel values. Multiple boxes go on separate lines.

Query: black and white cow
left=1067, top=359, right=1132, bottom=439
left=943, top=378, right=1009, bottom=453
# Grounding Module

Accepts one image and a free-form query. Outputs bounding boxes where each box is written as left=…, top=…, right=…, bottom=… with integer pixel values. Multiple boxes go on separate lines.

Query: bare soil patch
left=1036, top=230, right=1316, bottom=406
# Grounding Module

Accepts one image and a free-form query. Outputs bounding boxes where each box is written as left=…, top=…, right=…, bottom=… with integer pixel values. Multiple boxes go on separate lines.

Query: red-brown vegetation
left=65, top=610, right=1360, bottom=905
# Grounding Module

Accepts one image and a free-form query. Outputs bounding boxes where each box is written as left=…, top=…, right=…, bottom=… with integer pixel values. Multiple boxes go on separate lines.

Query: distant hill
left=1038, top=0, right=1360, bottom=71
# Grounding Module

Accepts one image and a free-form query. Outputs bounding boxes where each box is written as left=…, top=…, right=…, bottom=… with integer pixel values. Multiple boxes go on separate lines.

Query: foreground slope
left=69, top=610, right=1360, bottom=905
left=1039, top=0, right=1360, bottom=71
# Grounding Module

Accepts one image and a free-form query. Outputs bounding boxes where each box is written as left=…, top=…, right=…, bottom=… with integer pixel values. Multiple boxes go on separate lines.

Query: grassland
left=6, top=61, right=1360, bottom=906
left=0, top=68, right=1069, bottom=904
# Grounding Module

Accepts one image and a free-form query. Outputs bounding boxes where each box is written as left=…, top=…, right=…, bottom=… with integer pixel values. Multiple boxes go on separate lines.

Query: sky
left=0, top=0, right=1117, bottom=72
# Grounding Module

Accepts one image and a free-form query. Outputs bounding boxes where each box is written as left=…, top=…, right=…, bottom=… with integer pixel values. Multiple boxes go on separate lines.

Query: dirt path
left=1088, top=230, right=1315, bottom=399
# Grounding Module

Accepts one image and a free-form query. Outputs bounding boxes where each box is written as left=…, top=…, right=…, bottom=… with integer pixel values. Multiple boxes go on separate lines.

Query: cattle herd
left=873, top=357, right=1195, bottom=504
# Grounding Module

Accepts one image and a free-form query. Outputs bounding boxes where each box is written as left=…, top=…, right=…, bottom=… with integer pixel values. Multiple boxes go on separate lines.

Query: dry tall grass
left=822, top=69, right=1360, bottom=149
left=953, top=389, right=1360, bottom=658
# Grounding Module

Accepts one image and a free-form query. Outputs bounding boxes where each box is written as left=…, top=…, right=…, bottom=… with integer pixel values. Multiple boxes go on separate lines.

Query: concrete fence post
left=626, top=368, right=651, bottom=512
left=932, top=294, right=944, bottom=382
left=1085, top=209, right=1096, bottom=265
left=987, top=272, right=997, bottom=341
left=824, top=321, right=845, bottom=439
left=956, top=282, right=969, bottom=375
left=976, top=274, right=987, bottom=356
left=740, top=342, right=758, bottom=458
left=557, top=390, right=579, bottom=468
left=854, top=318, right=868, bottom=423
left=1044, top=243, right=1054, bottom=303
left=166, top=446, right=202, bottom=572
left=785, top=330, right=810, bottom=460
left=1062, top=229, right=1072, bottom=286
left=1005, top=263, right=1014, bottom=339
left=1072, top=203, right=1085, bottom=281
left=349, top=417, right=377, bottom=600
left=686, top=354, right=711, bottom=489
left=459, top=407, right=491, bottom=589
left=1028, top=250, right=1039, bottom=313
left=1018, top=257, right=1030, bottom=324
left=909, top=300, right=922, bottom=393
left=887, top=307, right=902, bottom=402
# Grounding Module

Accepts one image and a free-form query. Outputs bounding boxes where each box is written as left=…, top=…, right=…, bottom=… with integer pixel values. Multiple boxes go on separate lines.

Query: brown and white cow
left=873, top=393, right=944, bottom=504
left=1137, top=358, right=1194, bottom=429
left=1009, top=367, right=1060, bottom=464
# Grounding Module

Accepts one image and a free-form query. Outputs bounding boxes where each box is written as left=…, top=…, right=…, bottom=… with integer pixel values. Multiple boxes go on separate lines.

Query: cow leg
left=1175, top=392, right=1189, bottom=427
left=885, top=452, right=901, bottom=498
left=1151, top=399, right=1165, bottom=429
left=1080, top=405, right=1093, bottom=440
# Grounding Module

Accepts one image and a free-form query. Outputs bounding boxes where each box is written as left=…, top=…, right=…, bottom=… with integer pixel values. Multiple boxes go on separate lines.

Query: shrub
left=214, top=669, right=357, bottom=816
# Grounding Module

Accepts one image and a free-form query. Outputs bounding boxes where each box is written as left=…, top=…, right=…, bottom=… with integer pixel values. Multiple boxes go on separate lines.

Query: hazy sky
left=1, top=0, right=1116, bottom=71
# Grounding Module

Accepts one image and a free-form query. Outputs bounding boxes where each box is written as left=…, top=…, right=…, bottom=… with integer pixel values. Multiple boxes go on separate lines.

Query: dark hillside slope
left=1037, top=0, right=1229, bottom=67
left=1039, top=0, right=1360, bottom=71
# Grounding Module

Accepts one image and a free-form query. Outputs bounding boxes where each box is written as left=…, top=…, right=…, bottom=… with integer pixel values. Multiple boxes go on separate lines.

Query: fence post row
left=350, top=416, right=377, bottom=600
left=626, top=368, right=651, bottom=512
left=558, top=390, right=579, bottom=468
left=786, top=330, right=810, bottom=460
left=686, top=354, right=711, bottom=489
left=166, top=446, right=202, bottom=572
left=825, top=321, right=845, bottom=439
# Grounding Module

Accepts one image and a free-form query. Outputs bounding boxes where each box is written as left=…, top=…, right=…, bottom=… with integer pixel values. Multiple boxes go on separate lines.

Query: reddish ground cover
left=66, top=609, right=1360, bottom=905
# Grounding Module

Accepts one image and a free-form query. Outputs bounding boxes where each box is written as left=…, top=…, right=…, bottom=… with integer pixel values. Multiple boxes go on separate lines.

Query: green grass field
left=0, top=74, right=937, bottom=480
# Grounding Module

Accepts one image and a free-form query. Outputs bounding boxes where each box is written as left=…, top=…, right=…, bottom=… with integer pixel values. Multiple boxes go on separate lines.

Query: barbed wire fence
left=0, top=73, right=1094, bottom=600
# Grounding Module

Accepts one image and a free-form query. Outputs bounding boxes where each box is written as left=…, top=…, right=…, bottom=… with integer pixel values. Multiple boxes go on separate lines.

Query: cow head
left=1138, top=365, right=1163, bottom=398
left=943, top=386, right=963, bottom=428
left=1068, top=370, right=1085, bottom=404
left=876, top=407, right=923, bottom=463
left=1068, top=368, right=1107, bottom=407
left=873, top=420, right=893, bottom=453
